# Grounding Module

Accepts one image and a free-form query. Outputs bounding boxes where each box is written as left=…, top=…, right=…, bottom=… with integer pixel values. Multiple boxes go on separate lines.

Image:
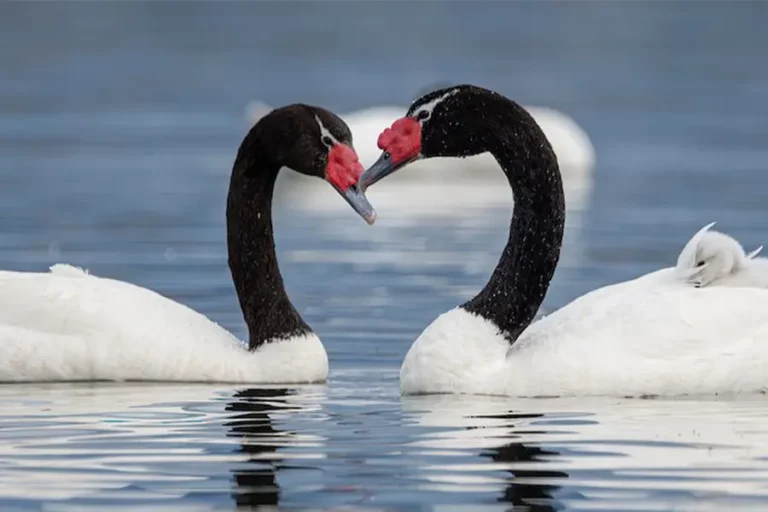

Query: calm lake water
left=2, top=2, right=768, bottom=510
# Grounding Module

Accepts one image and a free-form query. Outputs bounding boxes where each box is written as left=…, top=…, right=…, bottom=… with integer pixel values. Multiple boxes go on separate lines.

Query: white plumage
left=675, top=222, right=768, bottom=288
left=401, top=268, right=768, bottom=397
left=0, top=265, right=328, bottom=383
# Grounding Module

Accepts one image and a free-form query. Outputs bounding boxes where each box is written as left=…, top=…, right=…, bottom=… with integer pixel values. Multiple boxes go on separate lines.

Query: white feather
left=675, top=223, right=768, bottom=288
left=401, top=269, right=768, bottom=398
left=747, top=246, right=764, bottom=260
left=0, top=265, right=328, bottom=383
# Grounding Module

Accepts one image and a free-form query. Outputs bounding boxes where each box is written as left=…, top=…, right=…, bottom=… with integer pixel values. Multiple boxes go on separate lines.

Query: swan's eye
left=322, top=136, right=333, bottom=147
left=383, top=152, right=391, bottom=160
left=696, top=261, right=706, bottom=267
left=417, top=110, right=429, bottom=121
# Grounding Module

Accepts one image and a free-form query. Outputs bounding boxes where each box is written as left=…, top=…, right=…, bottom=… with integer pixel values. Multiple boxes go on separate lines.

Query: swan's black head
left=252, top=104, right=376, bottom=224
left=359, top=84, right=517, bottom=189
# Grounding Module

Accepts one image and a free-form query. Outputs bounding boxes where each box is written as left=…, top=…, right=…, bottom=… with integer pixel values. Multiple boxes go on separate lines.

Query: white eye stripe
left=315, top=115, right=340, bottom=147
left=412, top=88, right=459, bottom=124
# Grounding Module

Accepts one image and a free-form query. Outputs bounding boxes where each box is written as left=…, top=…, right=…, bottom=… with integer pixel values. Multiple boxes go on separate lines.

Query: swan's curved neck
left=461, top=102, right=565, bottom=342
left=227, top=134, right=310, bottom=349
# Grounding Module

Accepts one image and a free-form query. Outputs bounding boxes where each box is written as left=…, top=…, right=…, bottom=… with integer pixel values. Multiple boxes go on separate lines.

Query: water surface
left=1, top=2, right=768, bottom=510
left=3, top=381, right=768, bottom=511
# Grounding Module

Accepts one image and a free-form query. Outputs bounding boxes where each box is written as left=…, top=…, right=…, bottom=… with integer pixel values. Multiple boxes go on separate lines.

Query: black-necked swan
left=359, top=84, right=768, bottom=397
left=0, top=104, right=375, bottom=383
left=675, top=222, right=768, bottom=288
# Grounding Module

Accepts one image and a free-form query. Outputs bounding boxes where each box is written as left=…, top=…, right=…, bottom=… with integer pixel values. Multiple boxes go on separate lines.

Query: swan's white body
left=401, top=268, right=768, bottom=397
left=675, top=222, right=768, bottom=288
left=247, top=103, right=595, bottom=174
left=0, top=265, right=328, bottom=383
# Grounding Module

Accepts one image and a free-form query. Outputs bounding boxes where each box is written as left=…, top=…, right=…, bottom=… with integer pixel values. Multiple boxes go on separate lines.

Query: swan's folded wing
left=511, top=269, right=768, bottom=395
left=523, top=269, right=768, bottom=359
left=0, top=267, right=327, bottom=383
left=0, top=268, right=246, bottom=382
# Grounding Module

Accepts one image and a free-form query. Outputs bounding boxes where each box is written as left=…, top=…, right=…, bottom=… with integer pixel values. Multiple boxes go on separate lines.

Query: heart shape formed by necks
left=377, top=117, right=421, bottom=164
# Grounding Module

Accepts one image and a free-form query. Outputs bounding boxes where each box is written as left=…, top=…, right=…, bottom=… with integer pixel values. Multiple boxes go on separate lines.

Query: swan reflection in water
left=402, top=397, right=573, bottom=511
left=223, top=389, right=573, bottom=510
left=480, top=415, right=569, bottom=511
left=223, top=387, right=323, bottom=509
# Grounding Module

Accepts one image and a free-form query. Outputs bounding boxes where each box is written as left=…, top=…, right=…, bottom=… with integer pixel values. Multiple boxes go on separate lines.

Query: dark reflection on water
left=224, top=388, right=291, bottom=509
left=458, top=410, right=572, bottom=511
left=490, top=442, right=568, bottom=512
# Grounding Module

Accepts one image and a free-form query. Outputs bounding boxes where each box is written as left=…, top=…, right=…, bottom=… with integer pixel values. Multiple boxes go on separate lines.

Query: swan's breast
left=400, top=308, right=510, bottom=395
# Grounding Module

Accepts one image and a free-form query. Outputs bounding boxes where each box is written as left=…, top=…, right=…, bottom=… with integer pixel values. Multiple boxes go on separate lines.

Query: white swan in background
left=359, top=84, right=768, bottom=397
left=676, top=222, right=768, bottom=288
left=247, top=101, right=595, bottom=176
left=0, top=104, right=375, bottom=383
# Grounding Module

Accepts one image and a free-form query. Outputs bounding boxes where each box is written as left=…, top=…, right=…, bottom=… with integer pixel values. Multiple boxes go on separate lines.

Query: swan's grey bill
left=336, top=183, right=377, bottom=225
left=360, top=152, right=419, bottom=191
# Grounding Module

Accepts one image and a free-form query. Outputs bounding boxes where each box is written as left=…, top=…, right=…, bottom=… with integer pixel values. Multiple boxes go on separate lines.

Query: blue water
left=2, top=2, right=768, bottom=510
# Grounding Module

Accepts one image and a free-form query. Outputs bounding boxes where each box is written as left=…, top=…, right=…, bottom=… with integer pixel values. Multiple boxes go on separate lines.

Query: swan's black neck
left=227, top=127, right=310, bottom=350
left=459, top=97, right=565, bottom=343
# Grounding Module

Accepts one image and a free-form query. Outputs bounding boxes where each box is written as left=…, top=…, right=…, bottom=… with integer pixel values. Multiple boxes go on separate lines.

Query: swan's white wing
left=511, top=268, right=768, bottom=396
left=0, top=266, right=327, bottom=383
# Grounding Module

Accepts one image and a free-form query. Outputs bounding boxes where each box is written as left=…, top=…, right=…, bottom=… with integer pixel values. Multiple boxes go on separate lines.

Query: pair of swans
left=2, top=86, right=767, bottom=397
